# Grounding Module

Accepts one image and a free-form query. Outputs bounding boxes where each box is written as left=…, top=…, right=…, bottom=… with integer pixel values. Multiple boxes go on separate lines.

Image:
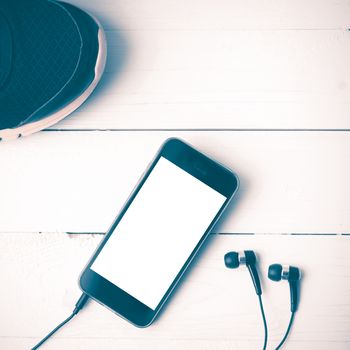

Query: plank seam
left=44, top=129, right=350, bottom=132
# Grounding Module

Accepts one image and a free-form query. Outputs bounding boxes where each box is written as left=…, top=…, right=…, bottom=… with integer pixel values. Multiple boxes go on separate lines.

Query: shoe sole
left=0, top=14, right=107, bottom=142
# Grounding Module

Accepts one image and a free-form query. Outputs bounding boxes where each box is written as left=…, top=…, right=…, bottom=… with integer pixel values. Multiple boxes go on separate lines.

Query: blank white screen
left=91, top=157, right=226, bottom=310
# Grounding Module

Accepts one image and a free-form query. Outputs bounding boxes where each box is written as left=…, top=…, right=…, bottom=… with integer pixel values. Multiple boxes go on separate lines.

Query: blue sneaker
left=0, top=0, right=107, bottom=140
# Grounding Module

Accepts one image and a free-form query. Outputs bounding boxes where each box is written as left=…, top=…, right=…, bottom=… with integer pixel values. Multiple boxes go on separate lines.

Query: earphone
left=268, top=264, right=301, bottom=312
left=224, top=250, right=262, bottom=295
left=268, top=263, right=301, bottom=350
left=224, top=251, right=267, bottom=350
left=224, top=250, right=301, bottom=350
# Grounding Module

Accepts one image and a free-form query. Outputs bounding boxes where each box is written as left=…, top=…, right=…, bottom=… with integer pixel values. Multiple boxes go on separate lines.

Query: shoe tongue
left=0, top=12, right=12, bottom=90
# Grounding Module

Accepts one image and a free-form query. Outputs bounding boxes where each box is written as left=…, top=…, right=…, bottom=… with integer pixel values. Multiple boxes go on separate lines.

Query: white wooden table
left=1, top=1, right=350, bottom=349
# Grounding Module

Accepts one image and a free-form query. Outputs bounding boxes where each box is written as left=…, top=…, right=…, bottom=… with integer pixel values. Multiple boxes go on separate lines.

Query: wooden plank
left=50, top=29, right=350, bottom=130
left=1, top=233, right=349, bottom=349
left=71, top=0, right=350, bottom=30
left=0, top=131, right=349, bottom=233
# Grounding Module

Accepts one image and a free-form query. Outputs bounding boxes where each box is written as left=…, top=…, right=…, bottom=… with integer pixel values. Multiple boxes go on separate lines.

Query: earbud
left=224, top=250, right=262, bottom=295
left=268, top=264, right=301, bottom=312
left=225, top=253, right=301, bottom=349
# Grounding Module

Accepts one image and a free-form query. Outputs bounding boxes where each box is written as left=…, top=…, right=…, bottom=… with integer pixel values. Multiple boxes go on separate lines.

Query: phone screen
left=91, top=156, right=227, bottom=310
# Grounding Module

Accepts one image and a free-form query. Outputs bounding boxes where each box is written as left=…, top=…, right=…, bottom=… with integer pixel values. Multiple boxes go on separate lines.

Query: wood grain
left=49, top=29, right=350, bottom=130
left=1, top=233, right=349, bottom=349
left=1, top=131, right=349, bottom=234
left=2, top=0, right=349, bottom=349
left=44, top=0, right=350, bottom=130
left=71, top=0, right=350, bottom=31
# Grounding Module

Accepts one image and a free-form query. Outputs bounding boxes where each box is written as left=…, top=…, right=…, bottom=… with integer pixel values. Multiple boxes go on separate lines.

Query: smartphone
left=79, top=138, right=239, bottom=327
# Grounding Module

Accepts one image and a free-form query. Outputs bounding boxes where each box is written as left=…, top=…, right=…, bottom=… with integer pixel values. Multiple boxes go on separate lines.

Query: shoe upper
left=0, top=0, right=100, bottom=130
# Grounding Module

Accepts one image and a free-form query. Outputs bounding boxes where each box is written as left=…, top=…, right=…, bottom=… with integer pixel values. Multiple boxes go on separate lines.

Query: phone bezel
left=79, top=138, right=239, bottom=327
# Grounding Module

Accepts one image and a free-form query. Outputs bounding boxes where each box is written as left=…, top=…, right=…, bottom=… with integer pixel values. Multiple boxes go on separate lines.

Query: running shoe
left=0, top=0, right=107, bottom=140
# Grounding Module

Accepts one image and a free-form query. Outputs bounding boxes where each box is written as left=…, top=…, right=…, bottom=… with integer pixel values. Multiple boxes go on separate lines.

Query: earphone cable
left=275, top=311, right=295, bottom=350
left=257, top=294, right=268, bottom=350
left=31, top=293, right=89, bottom=350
